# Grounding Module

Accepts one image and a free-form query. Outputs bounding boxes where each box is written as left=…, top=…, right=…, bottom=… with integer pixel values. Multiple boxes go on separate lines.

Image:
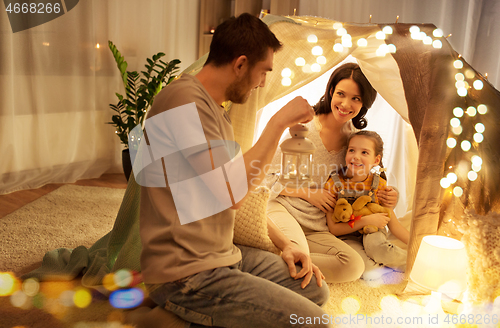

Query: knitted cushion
left=234, top=186, right=281, bottom=255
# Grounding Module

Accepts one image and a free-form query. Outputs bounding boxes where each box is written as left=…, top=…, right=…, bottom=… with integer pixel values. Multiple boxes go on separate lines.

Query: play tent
left=24, top=14, right=500, bottom=305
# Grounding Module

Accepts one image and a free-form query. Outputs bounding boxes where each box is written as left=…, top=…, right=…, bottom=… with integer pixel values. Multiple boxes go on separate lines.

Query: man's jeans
left=148, top=245, right=331, bottom=328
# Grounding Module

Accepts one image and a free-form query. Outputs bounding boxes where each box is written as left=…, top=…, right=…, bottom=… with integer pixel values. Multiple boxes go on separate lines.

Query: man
left=129, top=13, right=331, bottom=328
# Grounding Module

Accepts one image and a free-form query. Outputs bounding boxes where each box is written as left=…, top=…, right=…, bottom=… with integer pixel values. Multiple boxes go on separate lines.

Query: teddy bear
left=327, top=195, right=391, bottom=234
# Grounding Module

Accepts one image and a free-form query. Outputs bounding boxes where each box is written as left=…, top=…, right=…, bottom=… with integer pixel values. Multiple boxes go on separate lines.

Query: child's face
left=345, top=135, right=381, bottom=179
left=330, top=78, right=363, bottom=124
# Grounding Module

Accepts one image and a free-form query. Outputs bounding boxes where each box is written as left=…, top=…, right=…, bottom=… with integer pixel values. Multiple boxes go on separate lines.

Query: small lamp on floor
left=409, top=235, right=467, bottom=314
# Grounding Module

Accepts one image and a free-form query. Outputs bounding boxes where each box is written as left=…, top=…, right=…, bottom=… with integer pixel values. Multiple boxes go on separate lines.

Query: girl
left=325, top=130, right=409, bottom=280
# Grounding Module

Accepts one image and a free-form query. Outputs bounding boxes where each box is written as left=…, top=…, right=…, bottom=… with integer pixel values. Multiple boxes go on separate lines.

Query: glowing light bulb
left=472, top=163, right=482, bottom=172
left=471, top=156, right=483, bottom=166
left=114, top=269, right=133, bottom=287
left=22, top=278, right=39, bottom=297
left=473, top=133, right=484, bottom=143
left=383, top=26, right=393, bottom=34
left=477, top=104, right=487, bottom=114
left=453, top=187, right=463, bottom=197
left=333, top=22, right=343, bottom=30
left=419, top=32, right=427, bottom=40
left=455, top=73, right=465, bottom=81
left=337, top=28, right=347, bottom=36
left=447, top=172, right=458, bottom=184
left=440, top=178, right=451, bottom=188
left=295, top=57, right=305, bottom=66
left=312, top=46, right=323, bottom=56
left=357, top=38, right=368, bottom=47
left=452, top=126, right=463, bottom=135
left=316, top=56, right=326, bottom=65
left=423, top=36, right=433, bottom=45
left=74, top=288, right=92, bottom=308
left=475, top=123, right=485, bottom=133
left=411, top=32, right=422, bottom=40
left=307, top=34, right=318, bottom=43
left=446, top=138, right=457, bottom=148
left=466, top=106, right=477, bottom=117
left=281, top=77, right=292, bottom=86
left=376, top=31, right=386, bottom=40
left=465, top=69, right=475, bottom=79
left=457, top=87, right=467, bottom=97
left=342, top=34, right=352, bottom=47
left=433, top=40, right=443, bottom=48
left=333, top=43, right=344, bottom=52
left=450, top=118, right=461, bottom=128
left=453, top=107, right=464, bottom=117
left=409, top=26, right=420, bottom=34
left=302, top=64, right=312, bottom=73
left=453, top=60, right=463, bottom=69
left=311, top=63, right=321, bottom=72
left=281, top=68, right=292, bottom=78
left=455, top=81, right=465, bottom=89
left=468, top=171, right=478, bottom=181
left=0, top=273, right=16, bottom=297
left=376, top=44, right=388, bottom=56
left=461, top=140, right=471, bottom=151
left=387, top=44, right=396, bottom=53
left=433, top=29, right=444, bottom=37
left=473, top=80, right=483, bottom=90
left=341, top=296, right=360, bottom=314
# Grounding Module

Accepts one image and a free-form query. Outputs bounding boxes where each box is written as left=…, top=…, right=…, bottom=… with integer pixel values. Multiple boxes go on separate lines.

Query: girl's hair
left=313, top=63, right=377, bottom=129
left=347, top=130, right=387, bottom=180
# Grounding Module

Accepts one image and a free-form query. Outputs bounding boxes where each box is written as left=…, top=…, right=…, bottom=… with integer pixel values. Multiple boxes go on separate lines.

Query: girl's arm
left=326, top=212, right=390, bottom=236
left=387, top=210, right=410, bottom=244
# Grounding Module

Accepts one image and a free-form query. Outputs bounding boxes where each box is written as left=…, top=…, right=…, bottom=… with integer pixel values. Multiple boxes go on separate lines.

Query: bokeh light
left=468, top=171, right=478, bottom=181
left=433, top=28, right=444, bottom=37
left=109, top=288, right=144, bottom=309
left=466, top=106, right=477, bottom=117
left=453, top=107, right=464, bottom=117
left=73, top=287, right=92, bottom=308
left=281, top=68, right=292, bottom=78
left=0, top=272, right=17, bottom=296
left=455, top=73, right=465, bottom=81
left=477, top=104, right=487, bottom=114
left=387, top=44, right=397, bottom=53
left=453, top=186, right=463, bottom=197
left=452, top=126, right=463, bottom=135
left=376, top=31, right=386, bottom=40
left=475, top=123, right=485, bottom=133
left=341, top=296, right=360, bottom=314
left=316, top=56, right=326, bottom=65
left=432, top=40, right=443, bottom=48
left=337, top=27, right=347, bottom=36
left=281, top=77, right=292, bottom=86
left=461, top=140, right=471, bottom=151
left=450, top=118, right=461, bottom=128
left=447, top=172, right=458, bottom=184
left=446, top=138, right=457, bottom=148
left=312, top=45, right=323, bottom=56
left=333, top=43, right=344, bottom=52
left=295, top=57, right=305, bottom=67
left=22, top=278, right=40, bottom=297
left=382, top=26, right=393, bottom=34
left=307, top=34, right=318, bottom=43
left=357, top=38, right=367, bottom=47
left=473, top=133, right=484, bottom=143
left=409, top=26, right=420, bottom=34
left=440, top=178, right=451, bottom=188
left=453, top=60, right=463, bottom=69
left=114, top=269, right=133, bottom=288
left=457, top=87, right=467, bottom=97
left=473, top=80, right=483, bottom=90
left=311, top=63, right=321, bottom=72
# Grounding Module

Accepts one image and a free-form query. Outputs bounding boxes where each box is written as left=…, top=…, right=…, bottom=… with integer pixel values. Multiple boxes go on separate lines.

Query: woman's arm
left=326, top=212, right=390, bottom=236
left=280, top=186, right=337, bottom=213
left=377, top=186, right=399, bottom=209
left=386, top=210, right=410, bottom=244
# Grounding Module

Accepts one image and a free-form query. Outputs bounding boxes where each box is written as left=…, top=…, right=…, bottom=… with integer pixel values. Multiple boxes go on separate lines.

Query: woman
left=267, top=62, right=398, bottom=283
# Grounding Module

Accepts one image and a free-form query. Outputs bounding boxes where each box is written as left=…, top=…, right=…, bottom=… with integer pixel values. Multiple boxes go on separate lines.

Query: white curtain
left=0, top=0, right=199, bottom=194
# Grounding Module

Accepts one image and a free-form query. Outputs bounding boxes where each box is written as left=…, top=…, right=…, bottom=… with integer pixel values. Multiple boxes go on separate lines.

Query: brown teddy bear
left=327, top=195, right=391, bottom=234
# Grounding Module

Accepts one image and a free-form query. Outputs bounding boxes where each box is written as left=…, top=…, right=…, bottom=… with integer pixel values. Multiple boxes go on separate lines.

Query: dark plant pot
left=122, top=149, right=132, bottom=181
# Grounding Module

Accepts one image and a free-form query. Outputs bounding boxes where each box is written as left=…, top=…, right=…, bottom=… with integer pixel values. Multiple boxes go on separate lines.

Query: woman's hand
left=363, top=213, right=390, bottom=229
left=302, top=188, right=337, bottom=213
left=377, top=186, right=398, bottom=208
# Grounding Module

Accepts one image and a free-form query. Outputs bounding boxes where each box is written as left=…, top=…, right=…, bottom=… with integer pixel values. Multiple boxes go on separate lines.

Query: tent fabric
left=22, top=15, right=500, bottom=301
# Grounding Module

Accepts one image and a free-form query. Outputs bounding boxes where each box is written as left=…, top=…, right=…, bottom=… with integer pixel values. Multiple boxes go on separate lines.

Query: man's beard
left=226, top=71, right=253, bottom=104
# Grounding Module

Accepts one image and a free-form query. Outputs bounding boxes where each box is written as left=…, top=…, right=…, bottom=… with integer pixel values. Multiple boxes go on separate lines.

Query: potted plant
left=107, top=41, right=181, bottom=180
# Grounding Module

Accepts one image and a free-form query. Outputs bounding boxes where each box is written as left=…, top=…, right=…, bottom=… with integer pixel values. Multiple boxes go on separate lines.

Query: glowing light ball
left=477, top=104, right=487, bottom=114
left=423, top=36, right=433, bottom=45
left=281, top=68, right=292, bottom=78
left=316, top=56, right=326, bottom=65
left=311, top=63, right=321, bottom=72
left=387, top=44, right=397, bottom=53
left=337, top=27, right=347, bottom=36
left=411, top=32, right=422, bottom=40
left=333, top=43, right=343, bottom=52
left=382, top=26, right=393, bottom=34
left=475, top=123, right=485, bottom=133
left=461, top=140, right=471, bottom=151
left=457, top=87, right=467, bottom=97
left=357, top=38, right=367, bottom=47
left=433, top=28, right=444, bottom=37
left=440, top=178, right=451, bottom=188
left=109, top=288, right=145, bottom=309
left=473, top=133, right=484, bottom=143
left=281, top=77, right=292, bottom=86
left=103, top=273, right=119, bottom=291
left=432, top=40, right=442, bottom=48
left=468, top=171, right=478, bottom=181
left=446, top=138, right=457, bottom=148
left=453, top=60, right=463, bottom=69
left=74, top=288, right=92, bottom=308
left=471, top=155, right=483, bottom=166
left=466, top=106, right=477, bottom=117
left=453, top=107, right=464, bottom=117
left=311, top=46, right=323, bottom=56
left=307, top=34, right=318, bottom=43
left=455, top=73, right=465, bottom=81
left=341, top=296, right=360, bottom=314
left=10, top=290, right=29, bottom=308
left=0, top=272, right=16, bottom=296
left=375, top=31, right=386, bottom=40
left=302, top=64, right=312, bottom=73
left=409, top=26, right=420, bottom=34
left=447, top=173, right=458, bottom=184
left=455, top=81, right=465, bottom=89
left=333, top=22, right=343, bottom=30
left=295, top=57, right=305, bottom=66
left=465, top=69, right=475, bottom=79
left=472, top=163, right=482, bottom=172
left=114, top=269, right=133, bottom=288
left=59, top=290, right=75, bottom=307
left=22, top=278, right=39, bottom=297
left=450, top=118, right=461, bottom=128
left=453, top=187, right=463, bottom=197
left=452, top=126, right=463, bottom=135
left=473, top=80, right=484, bottom=90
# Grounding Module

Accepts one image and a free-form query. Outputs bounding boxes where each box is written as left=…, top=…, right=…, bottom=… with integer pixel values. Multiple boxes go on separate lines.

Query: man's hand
left=281, top=243, right=325, bottom=289
left=376, top=186, right=398, bottom=208
left=273, top=96, right=315, bottom=128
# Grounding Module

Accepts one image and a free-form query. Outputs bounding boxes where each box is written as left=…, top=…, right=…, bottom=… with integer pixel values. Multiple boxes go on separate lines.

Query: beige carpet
left=0, top=185, right=412, bottom=328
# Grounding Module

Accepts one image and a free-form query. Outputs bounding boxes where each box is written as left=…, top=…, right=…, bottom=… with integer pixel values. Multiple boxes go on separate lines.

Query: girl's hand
left=377, top=187, right=398, bottom=208
left=363, top=213, right=390, bottom=229
left=303, top=188, right=337, bottom=213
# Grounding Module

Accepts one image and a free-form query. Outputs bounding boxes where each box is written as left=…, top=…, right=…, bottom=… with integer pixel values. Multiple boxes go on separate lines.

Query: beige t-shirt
left=139, top=74, right=241, bottom=284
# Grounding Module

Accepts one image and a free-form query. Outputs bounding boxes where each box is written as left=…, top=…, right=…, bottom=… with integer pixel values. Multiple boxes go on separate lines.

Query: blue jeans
left=148, top=245, right=331, bottom=328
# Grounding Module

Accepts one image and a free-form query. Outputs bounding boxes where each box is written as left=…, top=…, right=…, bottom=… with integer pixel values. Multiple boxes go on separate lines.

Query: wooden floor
left=0, top=174, right=128, bottom=219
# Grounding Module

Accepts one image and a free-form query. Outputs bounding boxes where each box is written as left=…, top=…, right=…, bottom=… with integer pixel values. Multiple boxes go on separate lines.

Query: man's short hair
left=205, top=13, right=282, bottom=68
